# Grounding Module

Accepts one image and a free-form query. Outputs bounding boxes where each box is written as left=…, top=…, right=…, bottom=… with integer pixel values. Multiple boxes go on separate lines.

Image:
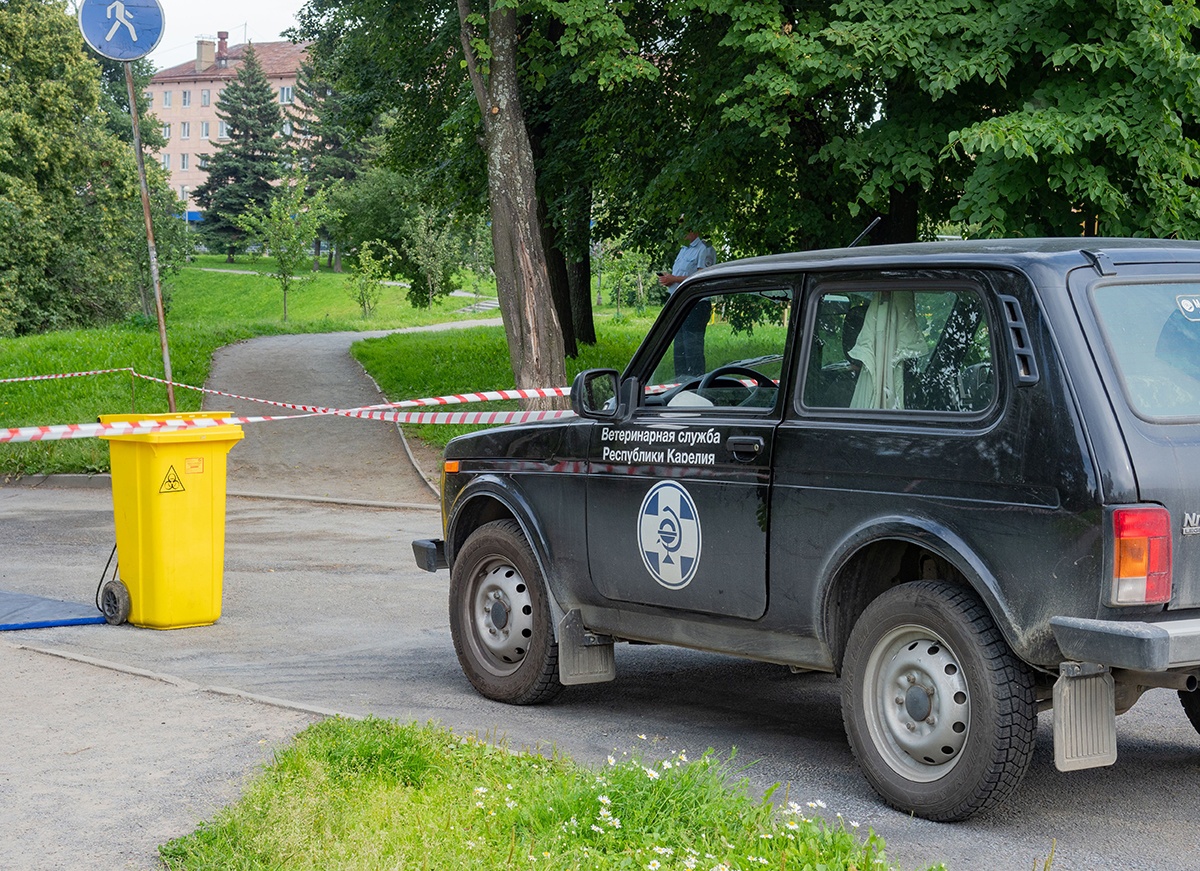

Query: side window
left=803, top=286, right=994, bottom=413
left=644, top=288, right=793, bottom=411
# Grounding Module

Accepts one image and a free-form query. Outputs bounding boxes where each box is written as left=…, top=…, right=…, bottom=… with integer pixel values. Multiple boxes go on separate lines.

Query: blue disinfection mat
left=0, top=591, right=107, bottom=630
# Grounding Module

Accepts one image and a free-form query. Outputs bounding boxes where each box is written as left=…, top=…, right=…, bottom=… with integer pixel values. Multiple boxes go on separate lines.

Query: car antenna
left=848, top=216, right=882, bottom=248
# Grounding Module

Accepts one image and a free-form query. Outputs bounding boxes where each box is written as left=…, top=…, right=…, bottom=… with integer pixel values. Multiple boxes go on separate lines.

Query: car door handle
left=726, top=435, right=765, bottom=462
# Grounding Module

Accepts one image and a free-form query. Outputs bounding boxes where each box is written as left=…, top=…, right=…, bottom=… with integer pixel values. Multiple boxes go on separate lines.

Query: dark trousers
left=674, top=299, right=711, bottom=378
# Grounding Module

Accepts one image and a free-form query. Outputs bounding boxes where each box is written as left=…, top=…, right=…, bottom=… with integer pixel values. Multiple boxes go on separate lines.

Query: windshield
left=1092, top=282, right=1200, bottom=420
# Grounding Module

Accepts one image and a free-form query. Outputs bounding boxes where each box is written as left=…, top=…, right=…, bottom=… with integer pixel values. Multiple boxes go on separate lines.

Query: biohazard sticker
left=159, top=465, right=185, bottom=493
left=638, top=480, right=702, bottom=589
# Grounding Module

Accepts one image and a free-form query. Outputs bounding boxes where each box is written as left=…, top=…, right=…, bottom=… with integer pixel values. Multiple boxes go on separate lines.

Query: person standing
left=658, top=227, right=717, bottom=377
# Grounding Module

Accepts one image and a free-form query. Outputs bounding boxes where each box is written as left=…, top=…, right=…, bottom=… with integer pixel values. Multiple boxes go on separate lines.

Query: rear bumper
left=412, top=539, right=448, bottom=573
left=1051, top=616, right=1200, bottom=671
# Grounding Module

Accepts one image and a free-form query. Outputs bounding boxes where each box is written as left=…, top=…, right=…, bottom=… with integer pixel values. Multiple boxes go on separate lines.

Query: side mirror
left=571, top=369, right=638, bottom=421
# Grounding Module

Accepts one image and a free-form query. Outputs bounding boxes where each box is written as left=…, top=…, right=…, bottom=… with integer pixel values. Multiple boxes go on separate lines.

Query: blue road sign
left=78, top=0, right=165, bottom=62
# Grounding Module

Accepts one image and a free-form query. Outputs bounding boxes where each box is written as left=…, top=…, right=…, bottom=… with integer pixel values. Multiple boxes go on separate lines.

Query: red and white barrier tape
left=1, top=367, right=579, bottom=443
left=1, top=408, right=576, bottom=444
left=0, top=367, right=137, bottom=384
left=1, top=364, right=770, bottom=446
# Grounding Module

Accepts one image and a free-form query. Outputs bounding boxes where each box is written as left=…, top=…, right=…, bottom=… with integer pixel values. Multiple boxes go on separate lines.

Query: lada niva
left=414, top=238, right=1200, bottom=820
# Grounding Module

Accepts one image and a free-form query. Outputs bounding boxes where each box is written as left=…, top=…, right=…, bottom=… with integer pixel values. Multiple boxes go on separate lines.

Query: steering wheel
left=697, top=365, right=776, bottom=392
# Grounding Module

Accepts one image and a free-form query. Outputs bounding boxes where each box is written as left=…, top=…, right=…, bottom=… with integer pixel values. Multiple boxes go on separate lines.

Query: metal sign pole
left=123, top=61, right=175, bottom=412
left=79, top=0, right=171, bottom=412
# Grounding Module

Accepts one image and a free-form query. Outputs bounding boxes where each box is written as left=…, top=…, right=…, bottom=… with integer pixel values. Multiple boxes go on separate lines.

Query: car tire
left=449, top=519, right=563, bottom=705
left=1178, top=688, right=1200, bottom=735
left=841, top=581, right=1036, bottom=821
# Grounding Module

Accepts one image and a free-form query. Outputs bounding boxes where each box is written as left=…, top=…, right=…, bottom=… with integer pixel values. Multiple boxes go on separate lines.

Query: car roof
left=692, top=237, right=1200, bottom=283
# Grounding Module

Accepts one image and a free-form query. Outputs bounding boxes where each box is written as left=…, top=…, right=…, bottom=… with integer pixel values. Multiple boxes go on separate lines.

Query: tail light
left=1111, top=506, right=1172, bottom=606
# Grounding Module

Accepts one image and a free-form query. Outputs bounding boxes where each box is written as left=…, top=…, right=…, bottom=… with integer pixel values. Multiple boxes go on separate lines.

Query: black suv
left=414, top=238, right=1200, bottom=821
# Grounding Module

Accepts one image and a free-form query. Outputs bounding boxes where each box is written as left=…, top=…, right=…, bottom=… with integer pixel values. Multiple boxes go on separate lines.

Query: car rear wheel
left=449, top=520, right=562, bottom=705
left=1179, top=687, right=1200, bottom=735
left=841, top=581, right=1036, bottom=821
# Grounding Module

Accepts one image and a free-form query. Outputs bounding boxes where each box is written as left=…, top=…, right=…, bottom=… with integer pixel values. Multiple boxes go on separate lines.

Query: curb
left=1, top=474, right=440, bottom=511
left=10, top=640, right=356, bottom=720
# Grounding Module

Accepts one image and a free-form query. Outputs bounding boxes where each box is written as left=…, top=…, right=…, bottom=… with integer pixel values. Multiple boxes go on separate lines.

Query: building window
left=161, top=123, right=170, bottom=140
left=144, top=90, right=153, bottom=106
left=200, top=121, right=210, bottom=139
left=218, top=120, right=229, bottom=139
left=180, top=121, right=190, bottom=139
left=181, top=90, right=191, bottom=107
left=163, top=90, right=172, bottom=107
left=180, top=185, right=188, bottom=200
left=198, top=156, right=209, bottom=170
left=279, top=86, right=294, bottom=105
left=180, top=153, right=189, bottom=170
left=162, top=153, right=170, bottom=170
left=282, top=119, right=293, bottom=137
left=201, top=89, right=210, bottom=107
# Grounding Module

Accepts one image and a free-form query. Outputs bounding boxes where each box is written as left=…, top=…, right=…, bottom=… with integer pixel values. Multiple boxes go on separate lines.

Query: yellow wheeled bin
left=99, top=412, right=243, bottom=629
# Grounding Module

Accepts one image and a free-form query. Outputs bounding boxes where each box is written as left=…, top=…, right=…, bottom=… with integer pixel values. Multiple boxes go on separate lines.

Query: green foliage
left=94, top=55, right=165, bottom=150
left=0, top=322, right=252, bottom=475
left=346, top=240, right=395, bottom=317
left=0, top=263, right=500, bottom=475
left=700, top=0, right=1200, bottom=240
left=0, top=0, right=178, bottom=337
left=193, top=45, right=284, bottom=260
left=332, top=165, right=486, bottom=307
left=605, top=243, right=658, bottom=314
left=352, top=313, right=655, bottom=448
left=235, top=177, right=339, bottom=321
left=399, top=196, right=459, bottom=308
left=159, top=717, right=916, bottom=871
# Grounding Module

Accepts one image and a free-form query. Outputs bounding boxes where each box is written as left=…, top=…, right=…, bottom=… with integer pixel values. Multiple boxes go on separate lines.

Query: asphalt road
left=3, top=329, right=1200, bottom=870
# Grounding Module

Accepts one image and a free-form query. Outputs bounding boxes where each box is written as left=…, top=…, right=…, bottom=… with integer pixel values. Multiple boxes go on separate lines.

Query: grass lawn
left=352, top=313, right=657, bottom=450
left=159, top=717, right=929, bottom=871
left=0, top=261, right=500, bottom=475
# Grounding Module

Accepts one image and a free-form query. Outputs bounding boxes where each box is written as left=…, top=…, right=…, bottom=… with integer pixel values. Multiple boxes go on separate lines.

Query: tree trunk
left=878, top=184, right=920, bottom=244
left=313, top=236, right=321, bottom=271
left=539, top=195, right=577, bottom=358
left=461, top=1, right=566, bottom=395
left=565, top=188, right=596, bottom=346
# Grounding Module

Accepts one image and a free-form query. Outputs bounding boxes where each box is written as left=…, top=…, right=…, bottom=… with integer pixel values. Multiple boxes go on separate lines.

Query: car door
left=585, top=280, right=796, bottom=619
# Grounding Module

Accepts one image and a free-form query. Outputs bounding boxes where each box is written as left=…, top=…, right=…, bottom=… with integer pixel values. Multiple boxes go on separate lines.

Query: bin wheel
left=100, top=580, right=131, bottom=625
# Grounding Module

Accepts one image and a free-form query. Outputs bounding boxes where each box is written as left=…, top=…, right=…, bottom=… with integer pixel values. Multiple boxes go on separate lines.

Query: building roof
left=151, top=40, right=308, bottom=83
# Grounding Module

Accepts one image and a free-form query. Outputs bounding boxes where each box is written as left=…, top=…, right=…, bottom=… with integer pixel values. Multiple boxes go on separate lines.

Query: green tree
left=287, top=59, right=369, bottom=270
left=96, top=56, right=165, bottom=150
left=194, top=45, right=284, bottom=261
left=332, top=163, right=481, bottom=307
left=235, top=176, right=338, bottom=321
left=294, top=1, right=655, bottom=389
left=696, top=0, right=1200, bottom=241
left=91, top=53, right=187, bottom=319
left=346, top=239, right=395, bottom=317
left=0, top=0, right=174, bottom=336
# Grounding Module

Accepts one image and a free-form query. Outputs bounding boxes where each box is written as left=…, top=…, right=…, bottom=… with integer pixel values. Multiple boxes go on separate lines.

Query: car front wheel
left=449, top=519, right=562, bottom=705
left=841, top=581, right=1037, bottom=821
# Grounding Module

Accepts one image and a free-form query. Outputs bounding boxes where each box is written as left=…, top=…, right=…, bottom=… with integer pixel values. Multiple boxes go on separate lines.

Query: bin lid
left=98, top=412, right=244, bottom=443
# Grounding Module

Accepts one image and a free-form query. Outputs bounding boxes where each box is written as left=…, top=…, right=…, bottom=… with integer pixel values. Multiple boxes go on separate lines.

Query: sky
left=147, top=0, right=306, bottom=71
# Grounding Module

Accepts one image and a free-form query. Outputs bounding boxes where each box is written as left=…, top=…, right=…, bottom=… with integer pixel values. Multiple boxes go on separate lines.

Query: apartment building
left=147, top=32, right=308, bottom=218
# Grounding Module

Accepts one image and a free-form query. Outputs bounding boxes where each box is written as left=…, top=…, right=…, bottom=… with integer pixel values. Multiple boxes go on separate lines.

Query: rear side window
left=1092, top=282, right=1200, bottom=420
left=802, top=286, right=994, bottom=413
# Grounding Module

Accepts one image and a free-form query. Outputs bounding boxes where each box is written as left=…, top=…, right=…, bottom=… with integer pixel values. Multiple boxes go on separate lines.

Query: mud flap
left=1053, top=662, right=1117, bottom=771
left=557, top=609, right=616, bottom=685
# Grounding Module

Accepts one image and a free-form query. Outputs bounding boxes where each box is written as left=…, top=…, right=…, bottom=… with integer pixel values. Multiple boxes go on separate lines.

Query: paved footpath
left=0, top=324, right=488, bottom=870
